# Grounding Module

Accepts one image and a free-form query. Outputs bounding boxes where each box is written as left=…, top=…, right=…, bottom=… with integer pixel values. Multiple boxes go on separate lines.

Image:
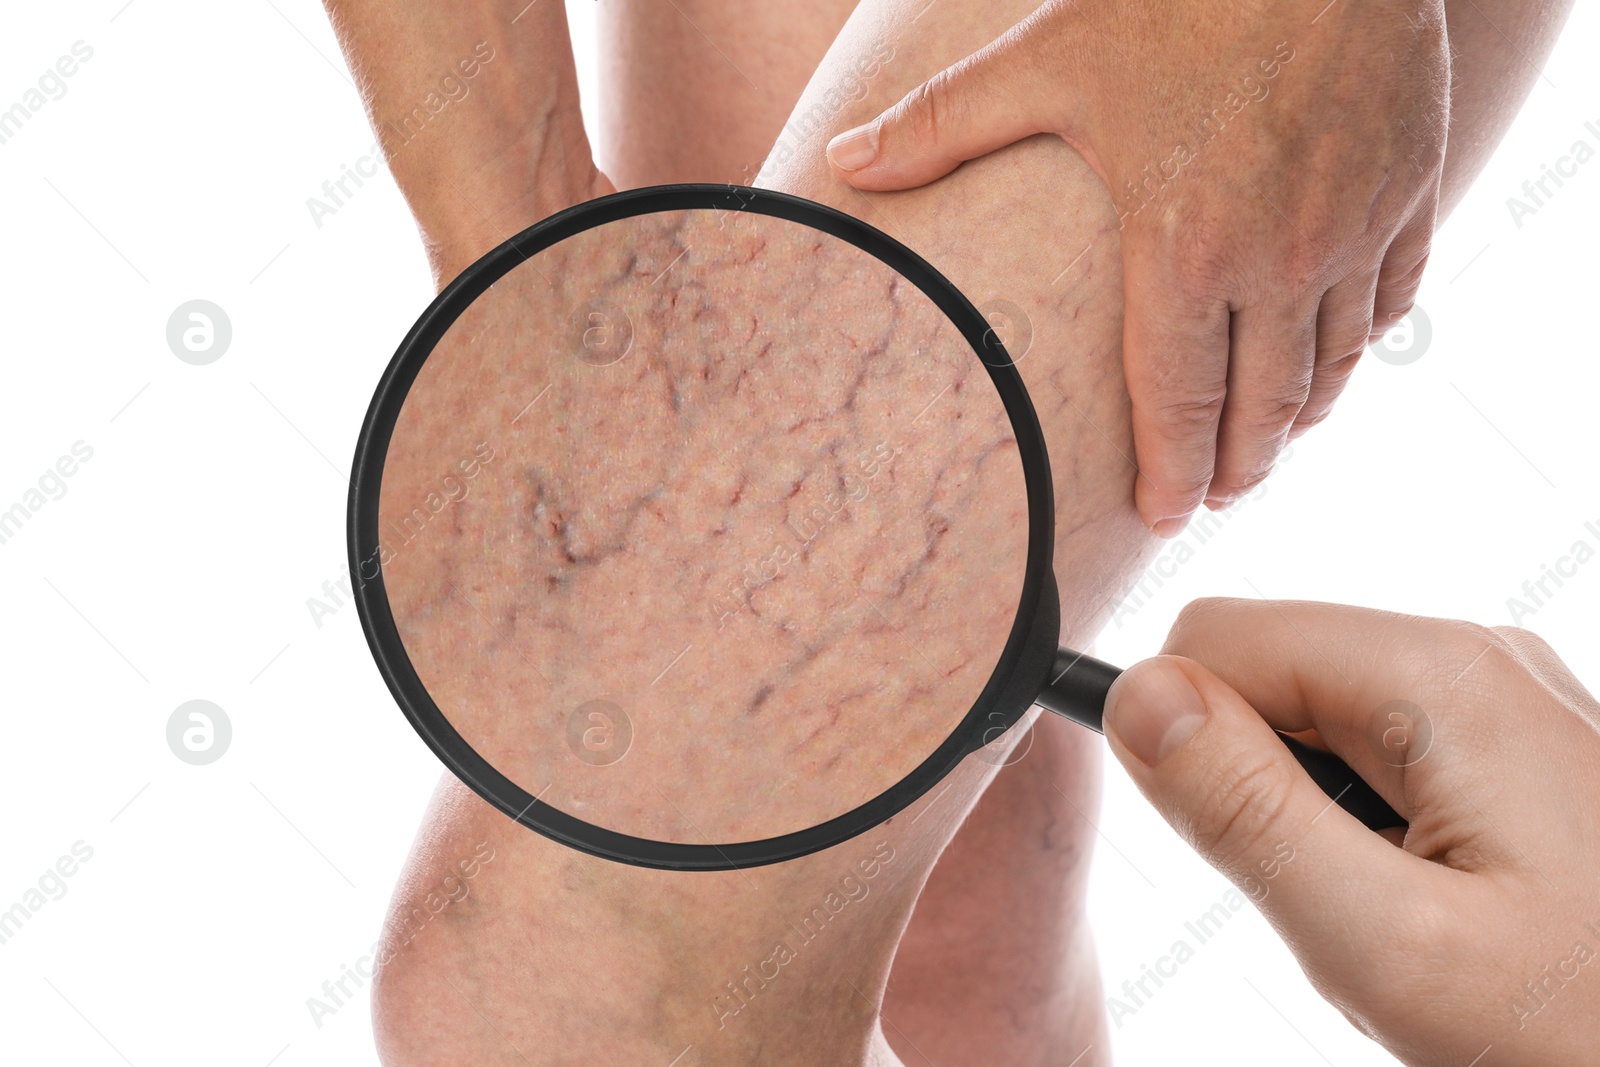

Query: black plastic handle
left=1037, top=647, right=1406, bottom=833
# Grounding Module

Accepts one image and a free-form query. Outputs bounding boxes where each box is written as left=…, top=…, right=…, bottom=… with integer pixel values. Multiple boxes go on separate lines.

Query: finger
left=1103, top=656, right=1425, bottom=942
left=1123, top=229, right=1232, bottom=536
left=1290, top=267, right=1379, bottom=440
left=826, top=27, right=1059, bottom=191
left=1491, top=625, right=1600, bottom=718
left=1160, top=598, right=1449, bottom=808
left=1155, top=598, right=1570, bottom=823
left=1370, top=206, right=1436, bottom=339
left=1206, top=299, right=1317, bottom=506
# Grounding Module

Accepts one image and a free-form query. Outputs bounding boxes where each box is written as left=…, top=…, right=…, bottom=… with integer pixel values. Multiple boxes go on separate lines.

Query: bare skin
left=381, top=208, right=1031, bottom=843
left=824, top=0, right=1575, bottom=532
left=320, top=0, right=1566, bottom=1062
left=334, top=0, right=1145, bottom=1062
left=596, top=6, right=1111, bottom=1061
left=1106, top=602, right=1600, bottom=1064
left=593, top=0, right=861, bottom=189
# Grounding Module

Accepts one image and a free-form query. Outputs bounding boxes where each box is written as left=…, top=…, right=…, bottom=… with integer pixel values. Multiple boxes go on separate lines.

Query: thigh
left=601, top=6, right=1126, bottom=1062
left=754, top=8, right=1147, bottom=1058
left=593, top=0, right=858, bottom=188
left=755, top=0, right=1148, bottom=634
left=593, top=6, right=1129, bottom=1063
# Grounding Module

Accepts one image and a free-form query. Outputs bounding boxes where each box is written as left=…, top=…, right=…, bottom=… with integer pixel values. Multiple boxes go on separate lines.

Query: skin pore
left=380, top=207, right=1030, bottom=844
left=320, top=0, right=1574, bottom=1061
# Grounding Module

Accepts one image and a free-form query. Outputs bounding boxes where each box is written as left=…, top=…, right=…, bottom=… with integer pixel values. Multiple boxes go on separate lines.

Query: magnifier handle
left=1038, top=647, right=1406, bottom=833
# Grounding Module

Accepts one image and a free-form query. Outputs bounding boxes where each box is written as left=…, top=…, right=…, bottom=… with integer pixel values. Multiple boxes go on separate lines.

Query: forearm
left=323, top=0, right=604, bottom=284
left=1439, top=0, right=1577, bottom=217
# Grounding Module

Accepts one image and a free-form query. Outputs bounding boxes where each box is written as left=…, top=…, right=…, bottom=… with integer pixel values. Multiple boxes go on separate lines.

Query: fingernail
left=1104, top=658, right=1207, bottom=766
left=827, top=124, right=880, bottom=172
left=1203, top=496, right=1236, bottom=512
left=1150, top=515, right=1189, bottom=538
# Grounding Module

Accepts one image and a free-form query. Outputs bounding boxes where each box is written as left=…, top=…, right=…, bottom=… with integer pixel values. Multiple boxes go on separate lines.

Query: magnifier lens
left=378, top=206, right=1028, bottom=845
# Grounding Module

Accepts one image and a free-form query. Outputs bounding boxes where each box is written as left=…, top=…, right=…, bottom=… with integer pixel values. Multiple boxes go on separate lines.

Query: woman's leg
left=593, top=5, right=1116, bottom=1062
left=371, top=3, right=1155, bottom=1065
left=592, top=0, right=859, bottom=188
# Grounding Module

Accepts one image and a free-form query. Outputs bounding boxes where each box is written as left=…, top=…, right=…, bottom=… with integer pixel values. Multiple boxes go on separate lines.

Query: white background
left=0, top=2, right=1594, bottom=1064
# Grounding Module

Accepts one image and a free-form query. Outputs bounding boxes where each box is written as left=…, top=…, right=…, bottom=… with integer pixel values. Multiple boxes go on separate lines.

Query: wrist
left=393, top=77, right=607, bottom=286
left=415, top=136, right=612, bottom=288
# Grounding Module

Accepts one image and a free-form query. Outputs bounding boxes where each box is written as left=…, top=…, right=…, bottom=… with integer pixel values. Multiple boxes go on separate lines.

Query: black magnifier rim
left=348, top=184, right=1058, bottom=871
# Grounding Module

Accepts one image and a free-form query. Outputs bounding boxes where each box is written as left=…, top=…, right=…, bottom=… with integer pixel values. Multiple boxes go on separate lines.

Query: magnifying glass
left=348, top=184, right=1402, bottom=871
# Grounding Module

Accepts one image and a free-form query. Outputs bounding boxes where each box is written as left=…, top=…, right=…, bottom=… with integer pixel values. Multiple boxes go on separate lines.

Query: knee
left=369, top=916, right=444, bottom=1066
left=368, top=830, right=512, bottom=1063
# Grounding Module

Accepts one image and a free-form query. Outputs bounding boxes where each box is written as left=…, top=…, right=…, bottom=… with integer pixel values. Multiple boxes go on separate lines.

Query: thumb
left=826, top=32, right=1054, bottom=191
left=1102, top=656, right=1411, bottom=934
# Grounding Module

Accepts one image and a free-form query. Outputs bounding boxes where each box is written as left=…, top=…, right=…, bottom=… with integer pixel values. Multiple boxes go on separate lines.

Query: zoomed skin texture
left=380, top=208, right=1029, bottom=843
